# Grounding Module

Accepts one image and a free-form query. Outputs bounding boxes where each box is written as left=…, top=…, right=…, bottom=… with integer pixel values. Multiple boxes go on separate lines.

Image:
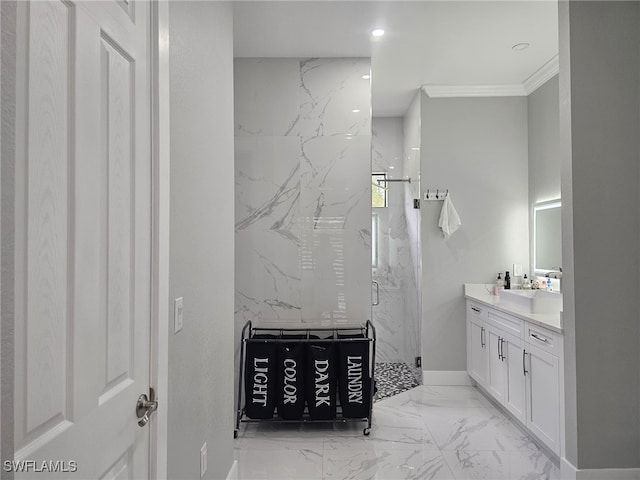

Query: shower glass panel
left=371, top=118, right=422, bottom=400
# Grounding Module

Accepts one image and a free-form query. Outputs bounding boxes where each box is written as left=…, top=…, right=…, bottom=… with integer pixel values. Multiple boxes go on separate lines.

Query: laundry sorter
left=234, top=320, right=376, bottom=437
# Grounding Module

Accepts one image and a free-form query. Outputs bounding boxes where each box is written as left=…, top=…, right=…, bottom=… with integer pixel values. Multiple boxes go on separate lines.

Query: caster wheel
left=234, top=430, right=239, bottom=439
left=363, top=428, right=371, bottom=436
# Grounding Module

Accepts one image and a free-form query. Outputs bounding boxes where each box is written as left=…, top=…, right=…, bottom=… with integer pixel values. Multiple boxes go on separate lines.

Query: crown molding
left=422, top=84, right=527, bottom=98
left=523, top=55, right=559, bottom=95
left=422, top=54, right=559, bottom=99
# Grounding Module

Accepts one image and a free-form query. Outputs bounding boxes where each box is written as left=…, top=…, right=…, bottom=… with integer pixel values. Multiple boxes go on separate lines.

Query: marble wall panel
left=234, top=58, right=300, bottom=136
left=294, top=58, right=371, bottom=137
left=299, top=135, right=370, bottom=231
left=235, top=229, right=302, bottom=323
left=300, top=228, right=371, bottom=324
left=235, top=136, right=301, bottom=230
left=234, top=57, right=372, bottom=338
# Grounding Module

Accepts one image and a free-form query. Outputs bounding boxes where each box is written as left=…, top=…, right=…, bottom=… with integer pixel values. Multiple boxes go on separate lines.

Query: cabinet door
left=503, top=335, right=526, bottom=424
left=468, top=318, right=487, bottom=386
left=525, top=343, right=560, bottom=455
left=486, top=327, right=505, bottom=404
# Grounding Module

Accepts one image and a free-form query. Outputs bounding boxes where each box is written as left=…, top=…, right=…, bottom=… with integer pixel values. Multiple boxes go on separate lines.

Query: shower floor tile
left=374, top=362, right=420, bottom=402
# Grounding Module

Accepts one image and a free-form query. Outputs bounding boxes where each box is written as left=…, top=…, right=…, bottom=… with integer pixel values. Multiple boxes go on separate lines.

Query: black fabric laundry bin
left=338, top=336, right=371, bottom=418
left=306, top=343, right=337, bottom=420
left=276, top=341, right=306, bottom=420
left=244, top=336, right=277, bottom=419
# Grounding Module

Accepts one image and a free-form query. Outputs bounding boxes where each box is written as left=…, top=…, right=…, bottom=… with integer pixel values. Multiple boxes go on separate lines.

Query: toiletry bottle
left=496, top=273, right=504, bottom=293
left=546, top=277, right=552, bottom=291
left=523, top=274, right=531, bottom=290
left=505, top=271, right=511, bottom=290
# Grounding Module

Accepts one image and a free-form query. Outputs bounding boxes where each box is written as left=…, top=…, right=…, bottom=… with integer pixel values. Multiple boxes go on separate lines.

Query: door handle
left=372, top=281, right=380, bottom=306
left=136, top=388, right=158, bottom=427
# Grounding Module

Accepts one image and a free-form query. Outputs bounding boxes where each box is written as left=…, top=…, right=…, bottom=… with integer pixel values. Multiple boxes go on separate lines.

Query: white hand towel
left=438, top=195, right=462, bottom=238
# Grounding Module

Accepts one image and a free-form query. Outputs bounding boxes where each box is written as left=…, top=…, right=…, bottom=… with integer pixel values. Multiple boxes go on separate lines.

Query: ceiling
left=233, top=1, right=559, bottom=117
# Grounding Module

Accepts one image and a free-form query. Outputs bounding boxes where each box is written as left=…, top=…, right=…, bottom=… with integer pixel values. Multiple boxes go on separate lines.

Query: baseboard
left=422, top=370, right=472, bottom=386
left=561, top=457, right=640, bottom=480
left=225, top=460, right=238, bottom=480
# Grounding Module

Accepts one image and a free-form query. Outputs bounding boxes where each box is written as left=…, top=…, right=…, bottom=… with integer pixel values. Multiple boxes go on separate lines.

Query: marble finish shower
left=234, top=58, right=373, bottom=366
left=371, top=116, right=422, bottom=384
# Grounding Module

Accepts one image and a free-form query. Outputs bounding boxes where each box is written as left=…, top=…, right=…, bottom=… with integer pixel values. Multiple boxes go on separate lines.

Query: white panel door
left=526, top=343, right=561, bottom=455
left=14, top=1, right=152, bottom=478
left=486, top=327, right=505, bottom=404
left=503, top=335, right=526, bottom=424
left=467, top=318, right=487, bottom=386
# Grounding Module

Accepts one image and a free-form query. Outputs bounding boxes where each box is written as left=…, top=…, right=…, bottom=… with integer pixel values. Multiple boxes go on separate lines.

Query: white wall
left=528, top=75, right=561, bottom=207
left=420, top=92, right=529, bottom=373
left=1, top=1, right=16, bottom=473
left=168, top=3, right=235, bottom=479
left=528, top=75, right=561, bottom=278
left=559, top=0, right=640, bottom=470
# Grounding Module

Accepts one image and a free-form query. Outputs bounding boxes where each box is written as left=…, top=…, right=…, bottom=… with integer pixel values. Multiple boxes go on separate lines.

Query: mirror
left=533, top=200, right=562, bottom=274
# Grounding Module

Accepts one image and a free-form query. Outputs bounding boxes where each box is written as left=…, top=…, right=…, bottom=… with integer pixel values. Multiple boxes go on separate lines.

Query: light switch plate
left=513, top=263, right=523, bottom=277
left=174, top=297, right=184, bottom=334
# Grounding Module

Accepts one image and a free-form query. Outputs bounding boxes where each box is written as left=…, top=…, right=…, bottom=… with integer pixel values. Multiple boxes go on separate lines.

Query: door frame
left=149, top=1, right=170, bottom=479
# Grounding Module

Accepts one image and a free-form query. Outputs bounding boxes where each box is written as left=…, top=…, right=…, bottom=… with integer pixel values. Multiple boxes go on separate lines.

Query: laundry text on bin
left=282, top=358, right=298, bottom=404
left=314, top=359, right=330, bottom=406
left=252, top=357, right=269, bottom=406
left=347, top=356, right=363, bottom=404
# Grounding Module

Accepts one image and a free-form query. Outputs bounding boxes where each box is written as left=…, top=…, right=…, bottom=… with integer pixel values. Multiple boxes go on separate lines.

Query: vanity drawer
left=467, top=302, right=487, bottom=321
left=487, top=309, right=523, bottom=339
left=525, top=323, right=560, bottom=356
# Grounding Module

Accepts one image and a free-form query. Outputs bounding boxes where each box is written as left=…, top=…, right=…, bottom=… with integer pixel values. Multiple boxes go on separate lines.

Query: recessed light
left=362, top=74, right=371, bottom=80
left=512, top=42, right=530, bottom=51
left=352, top=109, right=361, bottom=113
left=389, top=166, right=395, bottom=170
left=371, top=29, right=385, bottom=38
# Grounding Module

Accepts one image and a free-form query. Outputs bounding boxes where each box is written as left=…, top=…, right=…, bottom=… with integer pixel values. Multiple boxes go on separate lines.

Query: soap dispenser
left=494, top=273, right=504, bottom=294
left=523, top=274, right=531, bottom=290
left=504, top=271, right=511, bottom=290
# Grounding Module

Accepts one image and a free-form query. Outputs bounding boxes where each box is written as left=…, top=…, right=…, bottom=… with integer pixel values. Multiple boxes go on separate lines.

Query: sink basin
left=500, top=289, right=562, bottom=314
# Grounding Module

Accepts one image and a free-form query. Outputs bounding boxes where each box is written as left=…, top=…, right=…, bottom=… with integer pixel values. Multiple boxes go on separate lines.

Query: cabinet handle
left=530, top=333, right=548, bottom=343
left=480, top=327, right=485, bottom=348
left=500, top=338, right=505, bottom=362
left=497, top=336, right=502, bottom=360
left=523, top=349, right=528, bottom=375
left=471, top=306, right=481, bottom=314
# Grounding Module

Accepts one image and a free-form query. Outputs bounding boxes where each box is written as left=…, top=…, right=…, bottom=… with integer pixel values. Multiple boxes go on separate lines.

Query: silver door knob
left=136, top=388, right=158, bottom=427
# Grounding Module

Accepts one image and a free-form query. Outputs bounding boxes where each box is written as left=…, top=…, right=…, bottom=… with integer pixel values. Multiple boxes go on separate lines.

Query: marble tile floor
left=234, top=385, right=560, bottom=480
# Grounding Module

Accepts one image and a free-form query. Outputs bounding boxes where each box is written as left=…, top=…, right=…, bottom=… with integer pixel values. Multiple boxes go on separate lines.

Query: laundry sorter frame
left=235, top=320, right=377, bottom=438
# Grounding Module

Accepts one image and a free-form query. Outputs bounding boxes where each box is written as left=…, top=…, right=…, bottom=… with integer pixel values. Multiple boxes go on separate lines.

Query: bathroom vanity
left=464, top=284, right=564, bottom=458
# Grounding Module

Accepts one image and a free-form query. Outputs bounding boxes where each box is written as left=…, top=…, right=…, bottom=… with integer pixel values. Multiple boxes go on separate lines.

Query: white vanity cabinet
left=524, top=324, right=561, bottom=455
left=485, top=309, right=526, bottom=424
left=465, top=298, right=563, bottom=456
left=466, top=302, right=488, bottom=385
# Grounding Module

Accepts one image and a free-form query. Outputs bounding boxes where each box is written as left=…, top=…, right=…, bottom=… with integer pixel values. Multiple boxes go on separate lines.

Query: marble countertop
left=464, top=284, right=563, bottom=334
